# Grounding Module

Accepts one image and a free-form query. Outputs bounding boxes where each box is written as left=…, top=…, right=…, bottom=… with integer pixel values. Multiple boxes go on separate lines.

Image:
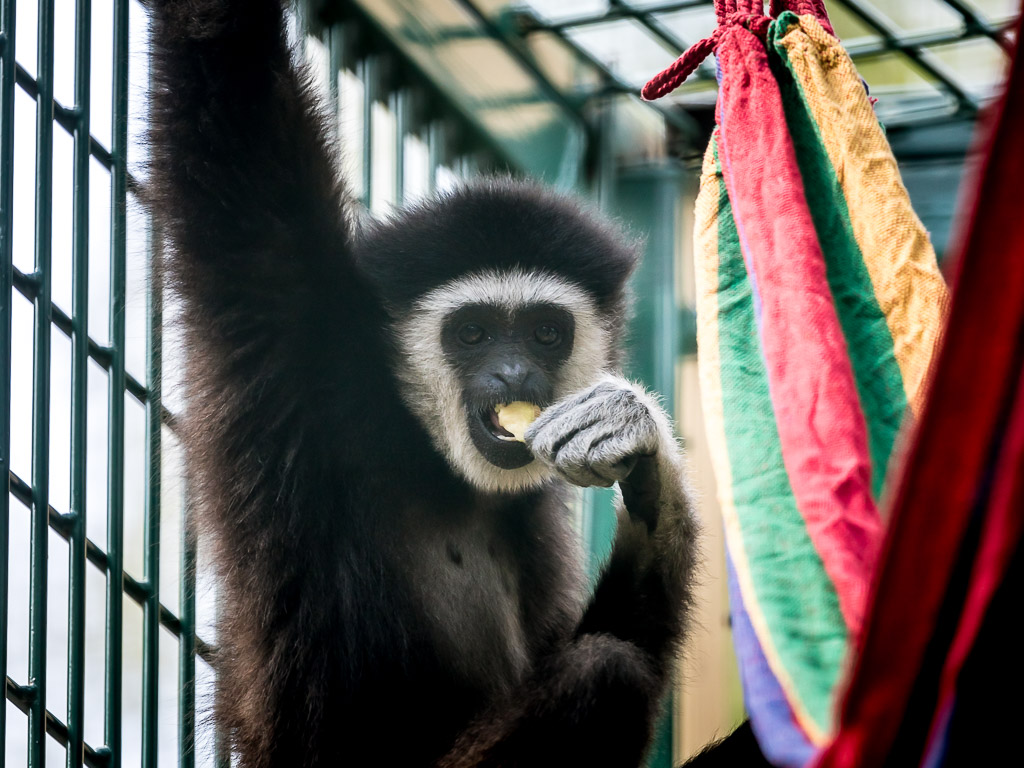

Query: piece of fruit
left=495, top=402, right=541, bottom=442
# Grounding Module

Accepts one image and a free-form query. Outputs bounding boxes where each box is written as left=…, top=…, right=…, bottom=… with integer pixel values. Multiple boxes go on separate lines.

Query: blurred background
left=1, top=1, right=1018, bottom=767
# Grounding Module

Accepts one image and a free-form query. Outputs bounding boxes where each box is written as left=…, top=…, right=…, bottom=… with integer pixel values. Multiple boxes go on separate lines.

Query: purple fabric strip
left=728, top=552, right=818, bottom=767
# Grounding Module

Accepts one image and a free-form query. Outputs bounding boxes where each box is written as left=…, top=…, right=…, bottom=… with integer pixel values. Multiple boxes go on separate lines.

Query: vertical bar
left=104, top=0, right=129, bottom=764
left=358, top=56, right=374, bottom=209
left=141, top=214, right=162, bottom=768
left=66, top=0, right=91, bottom=765
left=326, top=24, right=340, bottom=115
left=427, top=120, right=444, bottom=194
left=612, top=166, right=683, bottom=768
left=29, top=0, right=56, bottom=765
left=178, top=500, right=196, bottom=768
left=0, top=0, right=16, bottom=747
left=392, top=88, right=406, bottom=209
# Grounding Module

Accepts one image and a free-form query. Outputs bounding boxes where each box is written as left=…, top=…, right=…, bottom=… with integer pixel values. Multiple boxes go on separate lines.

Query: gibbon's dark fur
left=147, top=1, right=720, bottom=766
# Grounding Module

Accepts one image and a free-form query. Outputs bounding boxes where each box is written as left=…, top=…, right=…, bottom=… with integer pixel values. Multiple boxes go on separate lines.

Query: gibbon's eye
left=458, top=323, right=486, bottom=345
left=535, top=324, right=560, bottom=346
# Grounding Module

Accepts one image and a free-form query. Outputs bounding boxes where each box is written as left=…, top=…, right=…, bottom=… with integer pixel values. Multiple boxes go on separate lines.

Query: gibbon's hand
left=525, top=376, right=662, bottom=489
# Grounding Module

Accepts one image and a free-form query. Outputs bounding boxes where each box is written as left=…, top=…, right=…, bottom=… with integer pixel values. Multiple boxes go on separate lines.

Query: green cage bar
left=0, top=0, right=16, bottom=748
left=141, top=173, right=163, bottom=768
left=178, top=508, right=197, bottom=768
left=28, top=1, right=56, bottom=766
left=66, top=0, right=93, bottom=765
left=103, top=0, right=129, bottom=765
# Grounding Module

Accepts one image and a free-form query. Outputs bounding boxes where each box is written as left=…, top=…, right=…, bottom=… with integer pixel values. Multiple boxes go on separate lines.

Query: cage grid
left=1, top=2, right=514, bottom=766
left=0, top=0, right=208, bottom=766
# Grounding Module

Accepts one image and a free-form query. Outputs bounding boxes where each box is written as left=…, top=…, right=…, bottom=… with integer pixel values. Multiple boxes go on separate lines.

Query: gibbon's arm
left=149, top=2, right=402, bottom=762
left=527, top=376, right=698, bottom=667
left=440, top=379, right=699, bottom=768
left=149, top=0, right=392, bottom=464
left=577, top=383, right=698, bottom=671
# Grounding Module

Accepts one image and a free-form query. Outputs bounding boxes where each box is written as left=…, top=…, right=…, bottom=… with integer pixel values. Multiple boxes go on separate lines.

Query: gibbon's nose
left=492, top=363, right=532, bottom=391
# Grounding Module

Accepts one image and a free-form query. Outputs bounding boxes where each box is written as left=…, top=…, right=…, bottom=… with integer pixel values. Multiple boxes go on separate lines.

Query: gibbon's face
left=441, top=302, right=575, bottom=470
left=394, top=269, right=612, bottom=494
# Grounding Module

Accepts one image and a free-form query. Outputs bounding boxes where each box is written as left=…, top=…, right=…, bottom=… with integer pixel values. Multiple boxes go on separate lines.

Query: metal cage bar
left=141, top=191, right=162, bottom=768
left=178, top=507, right=197, bottom=768
left=103, top=1, right=130, bottom=766
left=28, top=1, right=56, bottom=765
left=66, top=0, right=93, bottom=766
left=0, top=0, right=16, bottom=749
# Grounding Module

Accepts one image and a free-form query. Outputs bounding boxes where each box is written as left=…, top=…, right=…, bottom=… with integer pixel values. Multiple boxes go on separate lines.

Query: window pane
left=853, top=52, right=954, bottom=122
left=921, top=37, right=1010, bottom=100
left=403, top=133, right=431, bottom=205
left=6, top=496, right=32, bottom=684
left=91, top=0, right=115, bottom=151
left=87, top=359, right=110, bottom=548
left=522, top=0, right=608, bottom=23
left=959, top=0, right=1020, bottom=23
left=47, top=530, right=71, bottom=721
left=564, top=18, right=678, bottom=88
left=655, top=6, right=718, bottom=47
left=13, top=87, right=37, bottom=275
left=371, top=101, right=397, bottom=215
left=50, top=326, right=73, bottom=516
left=825, top=3, right=884, bottom=52
left=54, top=0, right=77, bottom=108
left=338, top=68, right=365, bottom=200
left=854, top=0, right=964, bottom=37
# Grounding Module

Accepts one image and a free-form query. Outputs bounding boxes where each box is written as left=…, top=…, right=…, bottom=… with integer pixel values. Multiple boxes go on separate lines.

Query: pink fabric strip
left=715, top=25, right=882, bottom=634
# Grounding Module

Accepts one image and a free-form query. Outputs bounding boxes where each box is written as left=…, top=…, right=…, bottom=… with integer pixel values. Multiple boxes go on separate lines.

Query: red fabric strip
left=715, top=25, right=882, bottom=635
left=928, top=358, right=1024, bottom=745
left=815, top=10, right=1024, bottom=766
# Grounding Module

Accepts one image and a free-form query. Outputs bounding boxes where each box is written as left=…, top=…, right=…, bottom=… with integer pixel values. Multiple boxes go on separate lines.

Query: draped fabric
left=648, top=2, right=949, bottom=763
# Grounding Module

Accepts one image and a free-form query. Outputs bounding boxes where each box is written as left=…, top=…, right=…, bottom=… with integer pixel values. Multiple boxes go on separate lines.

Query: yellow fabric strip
left=776, top=15, right=949, bottom=414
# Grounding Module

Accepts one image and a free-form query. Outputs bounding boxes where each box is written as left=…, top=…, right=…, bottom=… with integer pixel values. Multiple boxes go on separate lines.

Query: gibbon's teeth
left=495, top=402, right=542, bottom=443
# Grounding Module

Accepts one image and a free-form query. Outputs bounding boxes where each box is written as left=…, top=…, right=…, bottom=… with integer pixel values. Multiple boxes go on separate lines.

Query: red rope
left=641, top=10, right=770, bottom=101
left=641, top=0, right=836, bottom=101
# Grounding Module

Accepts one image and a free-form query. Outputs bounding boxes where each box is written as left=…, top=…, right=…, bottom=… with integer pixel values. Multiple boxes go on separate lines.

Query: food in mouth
left=492, top=402, right=542, bottom=442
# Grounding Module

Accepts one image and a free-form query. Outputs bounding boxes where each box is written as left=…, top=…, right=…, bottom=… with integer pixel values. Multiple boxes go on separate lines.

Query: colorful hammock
left=644, top=1, right=951, bottom=763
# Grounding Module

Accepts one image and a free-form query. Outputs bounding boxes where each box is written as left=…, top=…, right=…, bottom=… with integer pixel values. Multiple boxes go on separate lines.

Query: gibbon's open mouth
left=485, top=408, right=519, bottom=441
left=468, top=407, right=535, bottom=470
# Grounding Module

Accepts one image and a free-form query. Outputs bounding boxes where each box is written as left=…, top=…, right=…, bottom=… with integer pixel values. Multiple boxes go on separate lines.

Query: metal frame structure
left=0, top=1, right=211, bottom=765
left=511, top=0, right=1017, bottom=124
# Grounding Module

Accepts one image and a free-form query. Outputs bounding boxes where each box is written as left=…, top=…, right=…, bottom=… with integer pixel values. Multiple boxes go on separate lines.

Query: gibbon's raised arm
left=148, top=0, right=393, bottom=460
left=147, top=2, right=409, bottom=762
left=149, top=0, right=350, bottom=286
left=147, top=0, right=388, bottom=369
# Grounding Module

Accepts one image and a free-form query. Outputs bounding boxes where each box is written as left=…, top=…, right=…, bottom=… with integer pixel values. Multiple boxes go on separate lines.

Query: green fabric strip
left=712, top=138, right=846, bottom=733
left=769, top=14, right=909, bottom=499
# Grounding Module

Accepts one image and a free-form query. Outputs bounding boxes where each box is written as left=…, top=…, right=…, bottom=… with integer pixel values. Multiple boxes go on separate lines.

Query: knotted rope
left=641, top=0, right=835, bottom=101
